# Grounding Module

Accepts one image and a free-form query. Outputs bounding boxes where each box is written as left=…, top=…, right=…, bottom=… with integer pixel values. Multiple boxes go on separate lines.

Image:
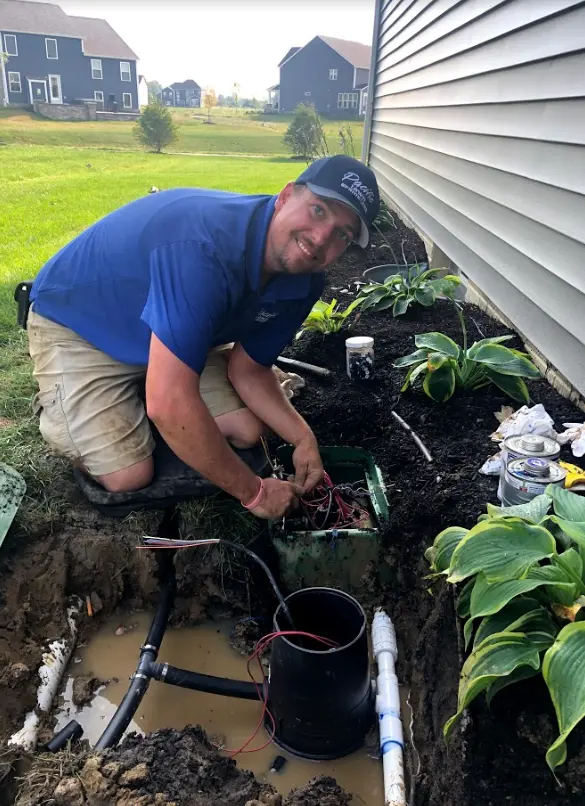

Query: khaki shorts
left=27, top=309, right=246, bottom=476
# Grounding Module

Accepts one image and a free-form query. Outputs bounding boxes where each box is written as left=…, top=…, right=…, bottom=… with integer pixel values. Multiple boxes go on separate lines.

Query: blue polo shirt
left=30, top=188, right=324, bottom=374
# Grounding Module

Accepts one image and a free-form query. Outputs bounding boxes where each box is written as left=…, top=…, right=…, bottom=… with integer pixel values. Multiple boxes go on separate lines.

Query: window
left=122, top=92, right=132, bottom=108
left=45, top=38, right=58, bottom=59
left=337, top=92, right=359, bottom=109
left=120, top=61, right=131, bottom=81
left=3, top=34, right=17, bottom=56
left=329, top=68, right=338, bottom=80
left=304, top=91, right=311, bottom=96
left=94, top=90, right=104, bottom=102
left=91, top=59, right=102, bottom=80
left=8, top=72, right=21, bottom=93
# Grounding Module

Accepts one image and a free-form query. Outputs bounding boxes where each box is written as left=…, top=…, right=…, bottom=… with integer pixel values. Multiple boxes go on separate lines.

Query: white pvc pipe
left=372, top=608, right=406, bottom=806
left=9, top=598, right=80, bottom=750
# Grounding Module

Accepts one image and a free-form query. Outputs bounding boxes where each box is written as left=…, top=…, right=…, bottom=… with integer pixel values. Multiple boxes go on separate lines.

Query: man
left=28, top=155, right=380, bottom=519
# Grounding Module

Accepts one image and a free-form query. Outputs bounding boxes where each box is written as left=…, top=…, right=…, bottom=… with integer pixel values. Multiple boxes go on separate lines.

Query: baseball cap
left=295, top=155, right=380, bottom=248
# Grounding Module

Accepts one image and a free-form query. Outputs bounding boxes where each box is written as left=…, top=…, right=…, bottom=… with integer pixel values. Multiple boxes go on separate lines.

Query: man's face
left=265, top=183, right=361, bottom=275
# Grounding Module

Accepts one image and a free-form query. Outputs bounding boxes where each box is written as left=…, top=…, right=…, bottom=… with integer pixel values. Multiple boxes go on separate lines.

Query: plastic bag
left=557, top=423, right=585, bottom=458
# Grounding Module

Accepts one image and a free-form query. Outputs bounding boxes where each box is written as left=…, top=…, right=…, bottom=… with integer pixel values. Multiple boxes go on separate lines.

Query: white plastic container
left=346, top=336, right=374, bottom=381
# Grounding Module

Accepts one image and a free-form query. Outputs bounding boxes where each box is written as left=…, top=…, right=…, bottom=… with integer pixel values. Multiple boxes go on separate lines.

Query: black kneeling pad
left=73, top=430, right=269, bottom=517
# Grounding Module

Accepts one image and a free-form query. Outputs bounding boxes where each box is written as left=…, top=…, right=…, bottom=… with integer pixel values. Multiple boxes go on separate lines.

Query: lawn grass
left=0, top=106, right=364, bottom=157
left=0, top=144, right=311, bottom=529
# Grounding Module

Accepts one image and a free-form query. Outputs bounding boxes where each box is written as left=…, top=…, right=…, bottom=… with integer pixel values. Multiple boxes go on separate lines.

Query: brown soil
left=1, top=216, right=585, bottom=805
left=14, top=729, right=350, bottom=806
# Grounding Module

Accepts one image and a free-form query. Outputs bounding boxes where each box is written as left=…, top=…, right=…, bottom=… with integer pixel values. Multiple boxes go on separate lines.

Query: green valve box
left=269, top=445, right=389, bottom=592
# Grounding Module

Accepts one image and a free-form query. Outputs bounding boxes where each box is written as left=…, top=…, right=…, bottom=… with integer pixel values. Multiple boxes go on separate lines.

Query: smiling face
left=263, top=183, right=361, bottom=276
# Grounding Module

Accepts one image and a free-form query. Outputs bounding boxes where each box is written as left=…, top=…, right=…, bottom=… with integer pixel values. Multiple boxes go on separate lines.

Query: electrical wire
left=298, top=471, right=372, bottom=531
left=137, top=536, right=295, bottom=629
left=226, top=630, right=339, bottom=758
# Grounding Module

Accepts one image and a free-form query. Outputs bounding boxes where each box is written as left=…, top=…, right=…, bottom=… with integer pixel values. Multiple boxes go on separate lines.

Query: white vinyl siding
left=338, top=92, right=358, bottom=109
left=91, top=59, right=102, bottom=80
left=3, top=34, right=17, bottom=56
left=120, top=61, right=131, bottom=81
left=8, top=72, right=21, bottom=92
left=45, top=38, right=58, bottom=59
left=122, top=92, right=132, bottom=108
left=366, top=0, right=585, bottom=398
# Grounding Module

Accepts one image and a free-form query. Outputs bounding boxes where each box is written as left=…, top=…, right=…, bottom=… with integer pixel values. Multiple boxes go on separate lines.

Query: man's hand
left=249, top=477, right=303, bottom=520
left=292, top=433, right=324, bottom=495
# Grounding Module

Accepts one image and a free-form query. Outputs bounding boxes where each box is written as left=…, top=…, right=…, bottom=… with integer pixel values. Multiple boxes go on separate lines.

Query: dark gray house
left=158, top=80, right=201, bottom=108
left=277, top=35, right=371, bottom=117
left=0, top=0, right=139, bottom=111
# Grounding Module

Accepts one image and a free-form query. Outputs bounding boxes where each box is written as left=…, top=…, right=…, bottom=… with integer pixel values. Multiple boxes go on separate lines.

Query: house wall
left=280, top=37, right=360, bottom=116
left=364, top=0, right=585, bottom=401
left=1, top=30, right=138, bottom=109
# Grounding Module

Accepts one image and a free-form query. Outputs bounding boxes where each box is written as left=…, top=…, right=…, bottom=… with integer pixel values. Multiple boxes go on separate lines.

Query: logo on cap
left=341, top=172, right=375, bottom=214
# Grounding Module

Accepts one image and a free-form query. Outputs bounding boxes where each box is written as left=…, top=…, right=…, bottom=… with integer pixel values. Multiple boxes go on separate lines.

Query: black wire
left=217, top=540, right=295, bottom=630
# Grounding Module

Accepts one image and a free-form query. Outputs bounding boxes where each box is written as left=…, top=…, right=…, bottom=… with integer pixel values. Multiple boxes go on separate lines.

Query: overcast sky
left=56, top=0, right=375, bottom=98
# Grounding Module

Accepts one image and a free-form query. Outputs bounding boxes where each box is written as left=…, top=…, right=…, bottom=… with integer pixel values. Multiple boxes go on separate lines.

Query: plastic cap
left=520, top=435, right=545, bottom=452
left=346, top=336, right=374, bottom=348
left=524, top=457, right=550, bottom=477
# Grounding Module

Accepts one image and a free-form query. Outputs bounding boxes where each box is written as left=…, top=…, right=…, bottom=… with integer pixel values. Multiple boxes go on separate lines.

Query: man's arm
left=228, top=343, right=324, bottom=493
left=146, top=335, right=301, bottom=518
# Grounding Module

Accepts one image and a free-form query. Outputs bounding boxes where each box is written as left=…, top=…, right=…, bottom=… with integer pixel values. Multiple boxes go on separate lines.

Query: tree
left=133, top=102, right=178, bottom=154
left=203, top=88, right=217, bottom=123
left=146, top=80, right=162, bottom=103
left=283, top=103, right=330, bottom=163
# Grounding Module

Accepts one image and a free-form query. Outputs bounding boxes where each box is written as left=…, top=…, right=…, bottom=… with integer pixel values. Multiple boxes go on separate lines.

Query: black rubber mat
left=73, top=428, right=269, bottom=517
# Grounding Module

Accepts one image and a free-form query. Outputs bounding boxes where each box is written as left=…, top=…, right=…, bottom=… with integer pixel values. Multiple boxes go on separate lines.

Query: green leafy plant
left=426, top=485, right=585, bottom=772
left=283, top=103, right=329, bottom=163
left=356, top=266, right=461, bottom=317
left=296, top=298, right=362, bottom=338
left=394, top=308, right=540, bottom=403
left=133, top=102, right=178, bottom=154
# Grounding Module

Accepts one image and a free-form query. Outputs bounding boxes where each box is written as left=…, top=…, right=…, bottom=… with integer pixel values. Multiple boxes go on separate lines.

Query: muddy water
left=56, top=612, right=386, bottom=805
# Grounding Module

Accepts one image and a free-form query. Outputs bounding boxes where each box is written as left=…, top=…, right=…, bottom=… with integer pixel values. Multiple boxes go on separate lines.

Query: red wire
left=226, top=630, right=339, bottom=758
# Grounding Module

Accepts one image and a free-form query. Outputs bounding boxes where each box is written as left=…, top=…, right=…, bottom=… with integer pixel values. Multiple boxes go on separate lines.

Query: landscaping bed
left=1, top=218, right=585, bottom=805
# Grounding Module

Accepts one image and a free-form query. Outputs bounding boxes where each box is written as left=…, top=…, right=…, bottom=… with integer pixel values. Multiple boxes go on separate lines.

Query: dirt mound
left=283, top=776, right=350, bottom=805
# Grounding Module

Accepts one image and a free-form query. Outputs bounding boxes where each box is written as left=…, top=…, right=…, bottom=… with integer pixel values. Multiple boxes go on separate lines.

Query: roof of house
left=0, top=0, right=138, bottom=59
left=68, top=15, right=138, bottom=60
left=278, top=46, right=300, bottom=66
left=170, top=80, right=201, bottom=90
left=279, top=35, right=371, bottom=71
left=318, top=36, right=371, bottom=69
left=267, top=83, right=280, bottom=91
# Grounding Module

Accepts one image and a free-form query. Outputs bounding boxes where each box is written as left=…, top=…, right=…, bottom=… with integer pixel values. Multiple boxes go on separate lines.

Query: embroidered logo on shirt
left=255, top=308, right=279, bottom=323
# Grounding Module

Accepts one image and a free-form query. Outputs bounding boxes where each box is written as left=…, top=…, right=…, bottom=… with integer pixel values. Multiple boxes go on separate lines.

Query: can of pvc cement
left=497, top=434, right=561, bottom=501
left=501, top=457, right=566, bottom=507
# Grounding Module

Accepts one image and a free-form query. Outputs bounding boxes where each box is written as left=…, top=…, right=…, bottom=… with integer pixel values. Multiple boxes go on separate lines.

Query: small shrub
left=426, top=485, right=585, bottom=772
left=357, top=266, right=460, bottom=317
left=338, top=124, right=355, bottom=157
left=296, top=298, right=361, bottom=338
left=283, top=103, right=329, bottom=162
left=133, top=102, right=178, bottom=154
left=373, top=199, right=395, bottom=231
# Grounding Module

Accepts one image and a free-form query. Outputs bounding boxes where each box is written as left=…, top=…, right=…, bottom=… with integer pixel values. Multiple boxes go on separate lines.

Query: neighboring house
left=157, top=80, right=201, bottom=108
left=138, top=73, right=148, bottom=106
left=266, top=82, right=279, bottom=111
left=0, top=0, right=139, bottom=110
left=364, top=0, right=585, bottom=403
left=277, top=35, right=371, bottom=116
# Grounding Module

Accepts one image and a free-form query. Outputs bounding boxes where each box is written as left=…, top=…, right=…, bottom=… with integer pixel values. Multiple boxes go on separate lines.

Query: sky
left=56, top=0, right=376, bottom=99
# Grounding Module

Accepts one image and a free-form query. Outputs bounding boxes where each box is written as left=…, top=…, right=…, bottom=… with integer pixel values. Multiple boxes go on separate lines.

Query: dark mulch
left=283, top=225, right=585, bottom=806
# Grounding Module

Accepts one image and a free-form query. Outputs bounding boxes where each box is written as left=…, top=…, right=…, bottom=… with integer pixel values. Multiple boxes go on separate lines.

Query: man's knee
left=216, top=408, right=265, bottom=450
left=95, top=456, right=154, bottom=493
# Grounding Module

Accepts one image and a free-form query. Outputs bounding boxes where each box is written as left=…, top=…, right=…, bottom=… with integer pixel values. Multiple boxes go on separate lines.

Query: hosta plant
left=356, top=266, right=461, bottom=317
left=426, top=485, right=585, bottom=772
left=296, top=298, right=362, bottom=338
left=394, top=324, right=540, bottom=403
